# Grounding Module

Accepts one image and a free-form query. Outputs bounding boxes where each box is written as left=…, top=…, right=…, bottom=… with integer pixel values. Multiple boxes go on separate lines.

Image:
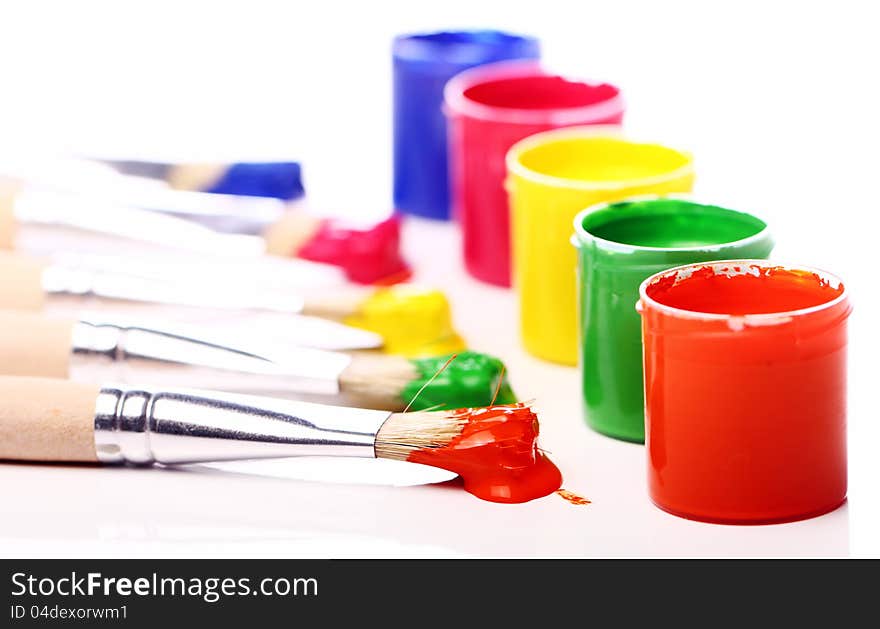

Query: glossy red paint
left=556, top=489, right=591, bottom=505
left=408, top=403, right=562, bottom=504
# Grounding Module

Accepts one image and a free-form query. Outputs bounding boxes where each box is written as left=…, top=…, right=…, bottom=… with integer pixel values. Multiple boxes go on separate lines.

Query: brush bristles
left=262, top=210, right=321, bottom=257
left=300, top=286, right=371, bottom=319
left=375, top=411, right=467, bottom=461
left=338, top=353, right=419, bottom=410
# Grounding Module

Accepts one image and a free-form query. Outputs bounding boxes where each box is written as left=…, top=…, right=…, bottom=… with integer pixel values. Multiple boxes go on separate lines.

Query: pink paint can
left=444, top=60, right=625, bottom=286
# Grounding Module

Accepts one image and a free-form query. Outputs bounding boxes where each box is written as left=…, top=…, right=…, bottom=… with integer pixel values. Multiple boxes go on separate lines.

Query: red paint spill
left=646, top=264, right=843, bottom=315
left=556, top=489, right=591, bottom=505
left=297, top=215, right=411, bottom=285
left=407, top=403, right=562, bottom=504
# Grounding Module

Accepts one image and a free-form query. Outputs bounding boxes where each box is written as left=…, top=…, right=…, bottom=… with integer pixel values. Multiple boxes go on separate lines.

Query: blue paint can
left=392, top=30, right=539, bottom=220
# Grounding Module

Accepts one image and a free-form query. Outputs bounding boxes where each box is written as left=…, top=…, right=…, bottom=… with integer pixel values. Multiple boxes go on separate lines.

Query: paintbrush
left=0, top=310, right=514, bottom=411
left=4, top=187, right=409, bottom=284
left=96, top=185, right=290, bottom=235
left=1, top=184, right=345, bottom=291
left=0, top=376, right=560, bottom=503
left=92, top=158, right=305, bottom=202
left=0, top=250, right=382, bottom=352
left=1, top=158, right=297, bottom=234
left=3, top=187, right=340, bottom=277
left=0, top=251, right=465, bottom=356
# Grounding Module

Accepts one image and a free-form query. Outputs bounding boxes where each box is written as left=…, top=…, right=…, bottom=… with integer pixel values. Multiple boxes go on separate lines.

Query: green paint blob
left=401, top=351, right=517, bottom=411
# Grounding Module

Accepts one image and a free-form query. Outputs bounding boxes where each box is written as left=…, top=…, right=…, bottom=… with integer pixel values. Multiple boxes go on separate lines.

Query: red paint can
left=444, top=61, right=624, bottom=286
left=638, top=261, right=851, bottom=524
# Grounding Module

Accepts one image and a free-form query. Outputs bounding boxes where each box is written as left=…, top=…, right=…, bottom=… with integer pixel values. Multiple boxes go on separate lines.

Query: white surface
left=0, top=0, right=878, bottom=557
left=0, top=218, right=871, bottom=558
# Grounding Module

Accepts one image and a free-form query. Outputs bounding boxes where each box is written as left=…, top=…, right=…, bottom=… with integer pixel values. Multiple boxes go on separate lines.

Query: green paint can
left=572, top=196, right=774, bottom=443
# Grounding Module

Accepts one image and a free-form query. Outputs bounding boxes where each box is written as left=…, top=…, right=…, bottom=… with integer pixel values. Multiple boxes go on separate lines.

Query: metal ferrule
left=93, top=385, right=392, bottom=465
left=45, top=250, right=344, bottom=293
left=70, top=320, right=352, bottom=396
left=100, top=187, right=288, bottom=235
left=40, top=261, right=306, bottom=313
left=15, top=188, right=267, bottom=256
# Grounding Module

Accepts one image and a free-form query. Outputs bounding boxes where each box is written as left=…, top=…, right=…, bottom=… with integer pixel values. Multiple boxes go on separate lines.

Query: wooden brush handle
left=0, top=183, right=18, bottom=249
left=0, top=311, right=75, bottom=378
left=0, top=251, right=47, bottom=311
left=0, top=376, right=99, bottom=462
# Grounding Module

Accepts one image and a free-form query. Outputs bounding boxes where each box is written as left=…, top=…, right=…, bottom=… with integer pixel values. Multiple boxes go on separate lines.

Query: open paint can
left=445, top=61, right=624, bottom=286
left=638, top=260, right=851, bottom=524
left=573, top=197, right=773, bottom=442
left=506, top=128, right=694, bottom=365
left=393, top=30, right=540, bottom=220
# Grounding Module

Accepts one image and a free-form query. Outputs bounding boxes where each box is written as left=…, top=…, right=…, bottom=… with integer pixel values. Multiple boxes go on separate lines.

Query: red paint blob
left=408, top=403, right=562, bottom=504
left=297, top=215, right=411, bottom=285
left=556, top=489, right=591, bottom=505
left=645, top=264, right=843, bottom=315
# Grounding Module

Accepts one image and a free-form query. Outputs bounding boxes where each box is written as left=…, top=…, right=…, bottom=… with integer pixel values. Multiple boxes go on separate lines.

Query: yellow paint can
left=506, top=127, right=694, bottom=364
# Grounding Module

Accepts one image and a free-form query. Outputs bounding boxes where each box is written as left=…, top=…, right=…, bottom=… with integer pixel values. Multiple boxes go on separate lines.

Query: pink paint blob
left=298, top=215, right=412, bottom=285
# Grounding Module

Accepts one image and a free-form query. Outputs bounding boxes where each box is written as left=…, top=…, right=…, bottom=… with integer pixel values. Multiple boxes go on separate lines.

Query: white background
left=0, top=0, right=877, bottom=557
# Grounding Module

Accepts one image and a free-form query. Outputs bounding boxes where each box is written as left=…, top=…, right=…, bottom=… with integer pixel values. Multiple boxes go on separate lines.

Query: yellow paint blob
left=506, top=128, right=694, bottom=365
left=344, top=286, right=466, bottom=357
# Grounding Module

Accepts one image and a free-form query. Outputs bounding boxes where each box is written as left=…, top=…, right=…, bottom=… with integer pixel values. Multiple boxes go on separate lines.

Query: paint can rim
left=444, top=59, right=625, bottom=125
left=393, top=30, right=539, bottom=66
left=571, top=194, right=773, bottom=256
left=637, top=259, right=850, bottom=324
left=505, top=126, right=694, bottom=192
